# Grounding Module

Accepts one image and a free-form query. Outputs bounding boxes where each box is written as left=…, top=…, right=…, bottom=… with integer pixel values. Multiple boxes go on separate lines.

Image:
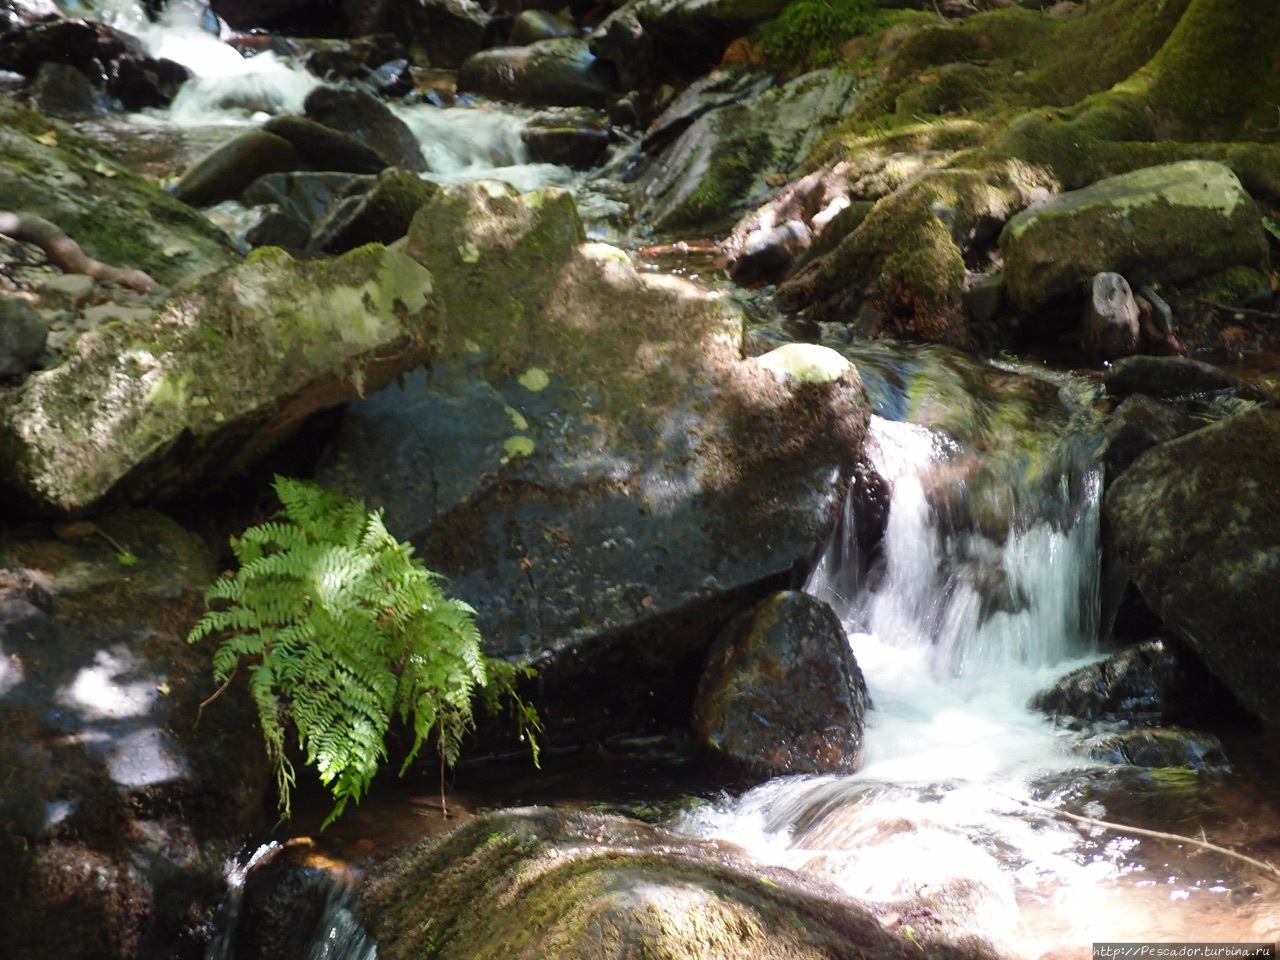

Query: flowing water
left=47, top=3, right=1280, bottom=953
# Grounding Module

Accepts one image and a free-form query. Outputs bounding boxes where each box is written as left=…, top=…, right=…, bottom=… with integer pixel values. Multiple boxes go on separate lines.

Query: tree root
left=1005, top=793, right=1280, bottom=883
left=0, top=210, right=156, bottom=293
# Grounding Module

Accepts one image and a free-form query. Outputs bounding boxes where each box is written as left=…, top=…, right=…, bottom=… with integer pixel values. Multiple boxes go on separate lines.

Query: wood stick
left=0, top=210, right=156, bottom=292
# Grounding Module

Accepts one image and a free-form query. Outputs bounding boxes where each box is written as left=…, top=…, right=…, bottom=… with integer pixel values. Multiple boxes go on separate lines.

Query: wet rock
left=242, top=169, right=371, bottom=227
left=520, top=112, right=611, bottom=168
left=0, top=292, right=48, bottom=376
left=171, top=129, right=300, bottom=207
left=1032, top=638, right=1234, bottom=728
left=1000, top=161, right=1268, bottom=315
left=308, top=167, right=438, bottom=253
left=244, top=208, right=312, bottom=249
left=726, top=219, right=811, bottom=284
left=0, top=513, right=269, bottom=960
left=692, top=590, right=869, bottom=778
left=964, top=272, right=1005, bottom=324
left=0, top=0, right=60, bottom=37
left=510, top=8, right=579, bottom=44
left=304, top=84, right=428, bottom=172
left=262, top=114, right=390, bottom=174
left=638, top=69, right=772, bottom=156
left=1102, top=354, right=1242, bottom=400
left=345, top=0, right=491, bottom=70
left=359, top=807, right=993, bottom=960
left=108, top=51, right=189, bottom=111
left=458, top=37, right=618, bottom=108
left=28, top=60, right=104, bottom=117
left=1105, top=408, right=1280, bottom=729
left=1082, top=271, right=1139, bottom=360
left=628, top=0, right=791, bottom=68
left=0, top=244, right=437, bottom=513
left=633, top=70, right=859, bottom=234
left=315, top=182, right=868, bottom=739
left=299, top=34, right=407, bottom=83
left=1099, top=393, right=1197, bottom=482
left=1085, top=727, right=1229, bottom=771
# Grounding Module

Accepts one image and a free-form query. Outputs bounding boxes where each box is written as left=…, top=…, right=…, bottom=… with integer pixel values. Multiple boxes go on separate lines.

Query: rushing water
left=53, top=3, right=1280, bottom=953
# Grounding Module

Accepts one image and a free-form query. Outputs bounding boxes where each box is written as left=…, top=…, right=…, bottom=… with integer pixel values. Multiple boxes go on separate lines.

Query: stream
left=47, top=2, right=1280, bottom=955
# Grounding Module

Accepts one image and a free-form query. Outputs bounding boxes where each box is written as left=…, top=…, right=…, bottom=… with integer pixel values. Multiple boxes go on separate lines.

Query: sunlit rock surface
left=358, top=807, right=1005, bottom=960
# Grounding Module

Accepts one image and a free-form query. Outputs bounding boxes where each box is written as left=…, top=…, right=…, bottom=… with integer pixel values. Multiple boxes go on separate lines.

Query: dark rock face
left=1102, top=355, right=1243, bottom=400
left=28, top=60, right=105, bottom=117
left=1099, top=394, right=1196, bottom=483
left=1105, top=409, right=1280, bottom=729
left=358, top=807, right=1000, bottom=960
left=1031, top=638, right=1234, bottom=728
left=343, top=0, right=490, bottom=70
left=0, top=514, right=270, bottom=960
left=0, top=0, right=60, bottom=37
left=458, top=38, right=618, bottom=108
left=1085, top=727, right=1229, bottom=771
left=520, top=115, right=611, bottom=169
left=0, top=294, right=48, bottom=376
left=262, top=115, right=390, bottom=174
left=304, top=84, right=428, bottom=172
left=308, top=167, right=437, bottom=253
left=316, top=184, right=868, bottom=741
left=692, top=590, right=869, bottom=777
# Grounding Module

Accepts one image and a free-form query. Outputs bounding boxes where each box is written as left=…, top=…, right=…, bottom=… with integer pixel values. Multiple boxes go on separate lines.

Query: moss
left=754, top=0, right=882, bottom=71
left=668, top=130, right=774, bottom=233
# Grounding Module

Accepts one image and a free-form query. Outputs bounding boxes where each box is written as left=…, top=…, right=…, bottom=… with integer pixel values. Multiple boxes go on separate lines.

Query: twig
left=1003, top=793, right=1280, bottom=882
left=1199, top=298, right=1280, bottom=321
left=92, top=525, right=128, bottom=555
left=0, top=210, right=156, bottom=292
left=196, top=665, right=238, bottom=727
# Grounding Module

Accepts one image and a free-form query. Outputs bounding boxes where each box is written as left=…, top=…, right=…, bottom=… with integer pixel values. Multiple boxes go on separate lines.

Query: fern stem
left=195, top=664, right=239, bottom=727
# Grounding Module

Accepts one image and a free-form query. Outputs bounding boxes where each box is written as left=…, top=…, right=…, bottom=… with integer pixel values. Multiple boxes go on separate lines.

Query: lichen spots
left=502, top=436, right=535, bottom=460
left=518, top=367, right=551, bottom=392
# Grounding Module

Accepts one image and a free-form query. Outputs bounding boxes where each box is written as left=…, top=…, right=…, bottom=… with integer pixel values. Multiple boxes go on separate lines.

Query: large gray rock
left=356, top=808, right=1001, bottom=960
left=1000, top=161, right=1268, bottom=314
left=0, top=244, right=437, bottom=513
left=633, top=70, right=859, bottom=234
left=1105, top=409, right=1280, bottom=728
left=692, top=590, right=870, bottom=777
left=316, top=182, right=868, bottom=738
left=0, top=514, right=268, bottom=960
left=457, top=38, right=618, bottom=108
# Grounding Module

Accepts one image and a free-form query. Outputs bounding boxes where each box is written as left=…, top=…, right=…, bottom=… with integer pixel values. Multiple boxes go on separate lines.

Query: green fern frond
left=186, top=475, right=541, bottom=827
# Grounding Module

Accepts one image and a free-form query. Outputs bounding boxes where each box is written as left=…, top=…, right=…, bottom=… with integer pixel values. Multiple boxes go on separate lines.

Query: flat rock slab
left=1000, top=160, right=1267, bottom=313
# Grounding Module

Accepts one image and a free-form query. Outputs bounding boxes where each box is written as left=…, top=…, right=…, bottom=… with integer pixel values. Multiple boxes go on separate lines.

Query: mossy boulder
left=634, top=70, right=860, bottom=235
left=0, top=94, right=236, bottom=287
left=359, top=807, right=1000, bottom=960
left=316, top=182, right=869, bottom=739
left=1104, top=408, right=1280, bottom=729
left=1000, top=160, right=1267, bottom=315
left=0, top=244, right=437, bottom=514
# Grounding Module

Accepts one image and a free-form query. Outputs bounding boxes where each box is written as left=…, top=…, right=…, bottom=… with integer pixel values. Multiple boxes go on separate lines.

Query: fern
left=188, top=476, right=541, bottom=828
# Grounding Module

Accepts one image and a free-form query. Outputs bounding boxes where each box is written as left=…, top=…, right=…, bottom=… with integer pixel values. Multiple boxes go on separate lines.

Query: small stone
left=36, top=273, right=96, bottom=311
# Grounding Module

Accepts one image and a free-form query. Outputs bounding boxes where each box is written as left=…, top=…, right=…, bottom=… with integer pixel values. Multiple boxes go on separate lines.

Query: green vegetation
left=188, top=476, right=540, bottom=828
left=756, top=0, right=884, bottom=69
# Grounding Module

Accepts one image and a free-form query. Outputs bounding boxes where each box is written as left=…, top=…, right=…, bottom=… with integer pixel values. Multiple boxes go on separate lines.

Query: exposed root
left=0, top=210, right=156, bottom=293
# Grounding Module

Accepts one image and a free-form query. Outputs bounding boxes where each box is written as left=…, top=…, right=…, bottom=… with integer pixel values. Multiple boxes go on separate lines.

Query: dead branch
left=0, top=210, right=156, bottom=293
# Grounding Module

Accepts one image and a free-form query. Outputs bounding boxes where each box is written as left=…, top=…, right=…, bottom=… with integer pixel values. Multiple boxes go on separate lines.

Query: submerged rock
left=1085, top=727, right=1229, bottom=771
left=1105, top=408, right=1280, bottom=729
left=692, top=590, right=870, bottom=777
left=1000, top=161, right=1268, bottom=315
left=359, top=807, right=1000, bottom=960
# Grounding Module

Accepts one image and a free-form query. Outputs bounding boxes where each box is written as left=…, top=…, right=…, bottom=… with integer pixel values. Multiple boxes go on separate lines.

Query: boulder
left=458, top=37, right=618, bottom=108
left=1085, top=728, right=1229, bottom=771
left=1102, top=355, right=1243, bottom=400
left=0, top=513, right=269, bottom=960
left=1000, top=161, right=1268, bottom=314
left=316, top=182, right=868, bottom=739
left=0, top=294, right=48, bottom=376
left=0, top=244, right=438, bottom=514
left=629, top=0, right=791, bottom=65
left=28, top=60, right=105, bottom=117
left=1031, top=638, right=1233, bottom=728
left=343, top=0, right=490, bottom=70
left=307, top=167, right=438, bottom=253
left=1105, top=409, right=1280, bottom=728
left=520, top=111, right=611, bottom=168
left=510, top=8, right=579, bottom=45
left=633, top=70, right=859, bottom=234
left=692, top=590, right=870, bottom=777
left=303, top=84, right=428, bottom=173
left=262, top=114, right=390, bottom=174
left=242, top=170, right=372, bottom=228
left=0, top=95, right=237, bottom=288
left=1099, top=393, right=1196, bottom=482
left=357, top=807, right=997, bottom=960
left=1081, top=271, right=1139, bottom=360
left=0, top=0, right=60, bottom=36
left=170, top=129, right=300, bottom=207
